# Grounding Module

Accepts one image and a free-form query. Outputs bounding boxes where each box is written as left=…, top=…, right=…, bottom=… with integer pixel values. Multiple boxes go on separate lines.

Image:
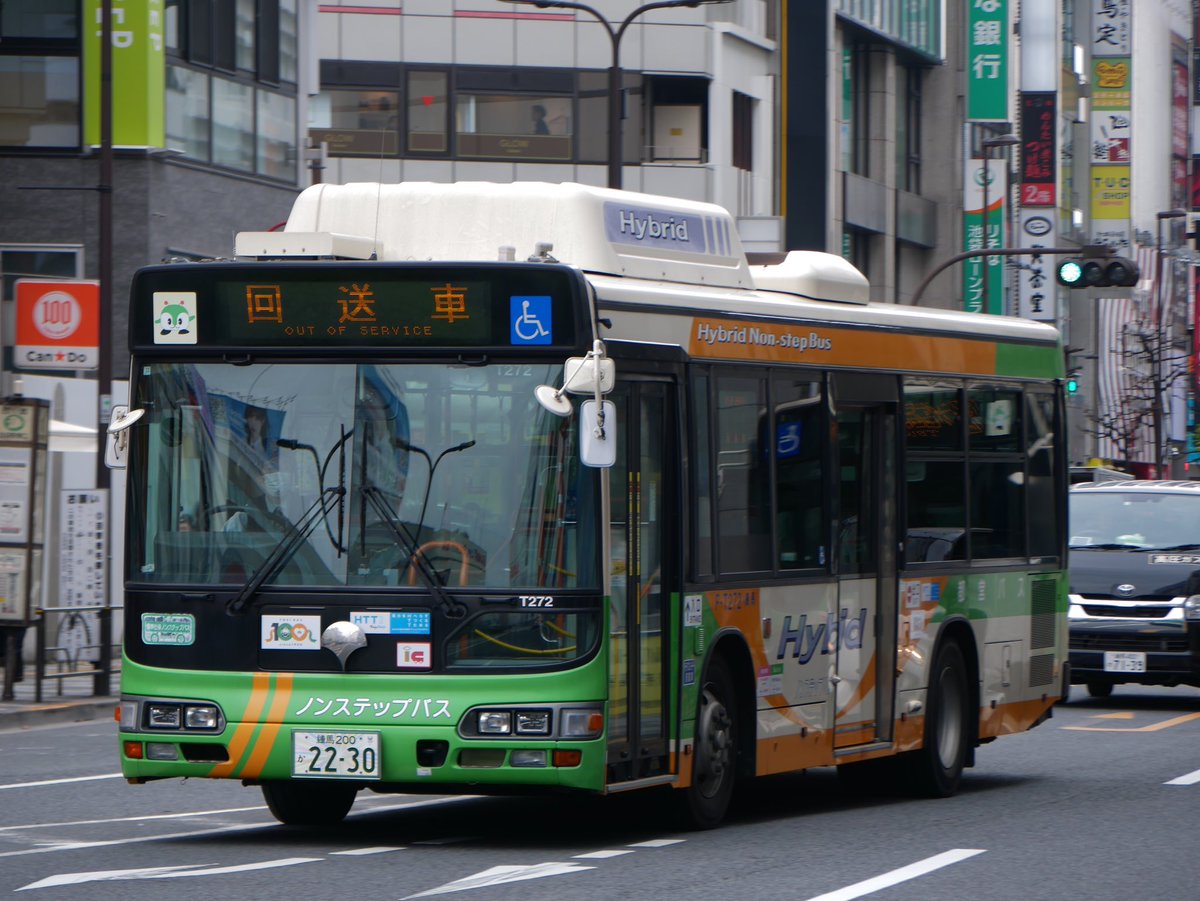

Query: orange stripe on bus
left=209, top=672, right=272, bottom=778
left=238, top=673, right=294, bottom=779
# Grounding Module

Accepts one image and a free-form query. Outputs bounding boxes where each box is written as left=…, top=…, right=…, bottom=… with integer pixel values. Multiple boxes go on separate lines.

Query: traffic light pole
left=908, top=245, right=1105, bottom=308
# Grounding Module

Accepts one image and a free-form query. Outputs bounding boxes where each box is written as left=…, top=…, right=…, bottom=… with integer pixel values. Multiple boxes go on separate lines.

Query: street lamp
left=500, top=0, right=733, bottom=189
left=1153, top=208, right=1187, bottom=475
left=979, top=133, right=1019, bottom=312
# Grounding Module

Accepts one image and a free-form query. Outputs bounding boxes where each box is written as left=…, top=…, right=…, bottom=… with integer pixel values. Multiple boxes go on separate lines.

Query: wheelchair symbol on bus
left=510, top=295, right=553, bottom=345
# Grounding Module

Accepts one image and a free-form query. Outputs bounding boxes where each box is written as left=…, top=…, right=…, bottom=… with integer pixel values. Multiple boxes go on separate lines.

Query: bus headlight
left=477, top=710, right=512, bottom=734
left=146, top=703, right=182, bottom=729
left=1185, top=596, right=1200, bottom=621
left=184, top=705, right=220, bottom=730
left=515, top=710, right=551, bottom=735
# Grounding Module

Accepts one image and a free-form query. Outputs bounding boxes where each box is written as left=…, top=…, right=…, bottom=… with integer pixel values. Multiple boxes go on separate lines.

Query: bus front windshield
left=130, top=361, right=597, bottom=591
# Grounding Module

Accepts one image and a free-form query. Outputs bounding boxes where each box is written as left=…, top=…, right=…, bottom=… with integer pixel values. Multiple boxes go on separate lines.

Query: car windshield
left=1069, top=491, right=1200, bottom=550
left=128, top=361, right=598, bottom=590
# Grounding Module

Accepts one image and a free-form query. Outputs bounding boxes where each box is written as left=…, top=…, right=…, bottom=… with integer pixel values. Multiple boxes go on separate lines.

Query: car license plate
left=1103, top=651, right=1146, bottom=673
left=292, top=731, right=380, bottom=780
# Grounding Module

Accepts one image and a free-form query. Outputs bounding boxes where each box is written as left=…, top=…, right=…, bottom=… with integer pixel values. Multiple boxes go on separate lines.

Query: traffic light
left=1066, top=373, right=1080, bottom=395
left=1056, top=256, right=1139, bottom=288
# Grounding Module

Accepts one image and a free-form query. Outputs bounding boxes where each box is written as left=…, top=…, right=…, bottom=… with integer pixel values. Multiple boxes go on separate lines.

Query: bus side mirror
left=105, top=405, right=145, bottom=469
left=580, top=400, right=616, bottom=468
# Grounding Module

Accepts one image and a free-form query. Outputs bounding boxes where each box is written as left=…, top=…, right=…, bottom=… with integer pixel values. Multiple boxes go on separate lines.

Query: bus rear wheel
left=677, top=656, right=737, bottom=829
left=262, top=780, right=358, bottom=826
left=906, top=640, right=969, bottom=798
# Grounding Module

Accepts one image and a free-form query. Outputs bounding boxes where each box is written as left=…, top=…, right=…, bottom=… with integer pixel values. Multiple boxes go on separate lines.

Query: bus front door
left=832, top=374, right=899, bottom=750
left=606, top=381, right=672, bottom=783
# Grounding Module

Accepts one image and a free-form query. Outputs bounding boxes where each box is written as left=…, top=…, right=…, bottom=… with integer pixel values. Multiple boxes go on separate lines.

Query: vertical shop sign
left=966, top=0, right=1009, bottom=122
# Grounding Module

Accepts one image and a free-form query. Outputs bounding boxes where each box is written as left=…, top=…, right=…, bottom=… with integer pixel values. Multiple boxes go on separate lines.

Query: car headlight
left=1184, top=596, right=1200, bottom=621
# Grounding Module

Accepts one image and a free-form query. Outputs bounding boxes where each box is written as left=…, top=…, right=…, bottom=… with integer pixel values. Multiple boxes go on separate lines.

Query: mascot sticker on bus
left=153, top=291, right=198, bottom=344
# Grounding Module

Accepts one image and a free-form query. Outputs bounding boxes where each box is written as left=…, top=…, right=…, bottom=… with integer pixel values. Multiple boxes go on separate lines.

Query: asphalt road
left=2, top=684, right=1199, bottom=900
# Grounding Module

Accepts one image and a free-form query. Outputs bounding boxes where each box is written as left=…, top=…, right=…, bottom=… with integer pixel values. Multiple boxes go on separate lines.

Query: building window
left=0, top=56, right=79, bottom=149
left=456, top=93, right=572, bottom=160
left=309, top=89, right=400, bottom=157
left=407, top=71, right=447, bottom=153
left=257, top=88, right=295, bottom=180
left=732, top=90, right=754, bottom=171
left=165, top=64, right=210, bottom=159
left=897, top=64, right=922, bottom=193
left=212, top=77, right=254, bottom=170
left=847, top=41, right=870, bottom=176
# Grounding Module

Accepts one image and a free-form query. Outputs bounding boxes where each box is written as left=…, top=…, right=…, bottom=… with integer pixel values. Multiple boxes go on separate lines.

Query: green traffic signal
left=1056, top=256, right=1139, bottom=288
left=1066, top=376, right=1079, bottom=395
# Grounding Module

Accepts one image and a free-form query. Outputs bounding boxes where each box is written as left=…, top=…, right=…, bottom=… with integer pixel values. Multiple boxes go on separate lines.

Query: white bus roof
left=235, top=181, right=869, bottom=303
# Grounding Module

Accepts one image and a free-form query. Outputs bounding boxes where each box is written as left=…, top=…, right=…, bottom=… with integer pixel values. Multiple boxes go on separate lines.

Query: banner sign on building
left=1019, top=92, right=1056, bottom=207
left=83, top=0, right=166, bottom=147
left=966, top=0, right=1009, bottom=122
left=14, top=280, right=100, bottom=371
left=1090, top=0, right=1133, bottom=257
left=962, top=154, right=1006, bottom=315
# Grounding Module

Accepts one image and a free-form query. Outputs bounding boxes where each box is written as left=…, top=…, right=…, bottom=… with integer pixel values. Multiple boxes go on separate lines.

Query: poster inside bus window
left=133, top=264, right=584, bottom=351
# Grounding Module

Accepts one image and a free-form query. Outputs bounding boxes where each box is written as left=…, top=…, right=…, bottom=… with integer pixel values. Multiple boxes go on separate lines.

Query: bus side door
left=606, top=380, right=674, bottom=783
left=832, top=373, right=899, bottom=749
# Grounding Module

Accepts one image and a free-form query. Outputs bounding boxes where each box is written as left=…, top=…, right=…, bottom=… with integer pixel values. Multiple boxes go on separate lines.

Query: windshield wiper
left=1070, top=542, right=1145, bottom=550
left=360, top=485, right=467, bottom=619
left=226, top=487, right=345, bottom=615
left=1143, top=543, right=1200, bottom=552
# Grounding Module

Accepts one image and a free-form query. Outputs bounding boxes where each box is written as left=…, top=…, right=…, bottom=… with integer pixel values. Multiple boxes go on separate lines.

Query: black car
left=1068, top=480, right=1200, bottom=698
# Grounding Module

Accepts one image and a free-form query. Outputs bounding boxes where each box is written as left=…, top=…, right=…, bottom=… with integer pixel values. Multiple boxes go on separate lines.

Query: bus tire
left=262, top=780, right=358, bottom=826
left=906, top=640, right=969, bottom=798
left=1086, top=681, right=1113, bottom=699
left=677, top=656, right=738, bottom=829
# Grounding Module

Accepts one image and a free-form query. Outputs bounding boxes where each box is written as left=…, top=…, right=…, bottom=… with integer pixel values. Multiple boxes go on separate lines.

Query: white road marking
left=1165, top=768, right=1200, bottom=785
left=0, top=774, right=122, bottom=791
left=0, top=805, right=267, bottom=832
left=628, top=838, right=684, bottom=848
left=17, top=864, right=214, bottom=891
left=573, top=849, right=634, bottom=859
left=803, top=849, right=987, bottom=901
left=17, top=858, right=319, bottom=891
left=330, top=847, right=405, bottom=856
left=0, top=795, right=479, bottom=859
left=403, top=862, right=596, bottom=898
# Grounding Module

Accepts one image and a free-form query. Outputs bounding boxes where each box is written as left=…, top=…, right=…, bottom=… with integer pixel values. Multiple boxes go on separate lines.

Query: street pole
left=96, top=0, right=114, bottom=695
left=1153, top=209, right=1187, bottom=476
left=500, top=0, right=731, bottom=189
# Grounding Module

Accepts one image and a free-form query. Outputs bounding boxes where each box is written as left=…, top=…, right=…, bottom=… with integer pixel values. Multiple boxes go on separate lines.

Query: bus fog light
left=146, top=742, right=179, bottom=761
left=515, top=711, right=551, bottom=735
left=477, top=711, right=512, bottom=734
left=559, top=708, right=603, bottom=739
left=146, top=704, right=181, bottom=729
left=510, top=749, right=548, bottom=767
left=184, top=705, right=220, bottom=730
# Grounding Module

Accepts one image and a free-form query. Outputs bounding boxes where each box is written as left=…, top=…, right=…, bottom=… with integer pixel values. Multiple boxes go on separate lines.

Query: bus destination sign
left=133, top=263, right=582, bottom=352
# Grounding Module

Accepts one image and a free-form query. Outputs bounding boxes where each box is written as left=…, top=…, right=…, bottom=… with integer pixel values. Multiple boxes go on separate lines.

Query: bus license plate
left=1103, top=652, right=1146, bottom=673
left=292, top=731, right=381, bottom=780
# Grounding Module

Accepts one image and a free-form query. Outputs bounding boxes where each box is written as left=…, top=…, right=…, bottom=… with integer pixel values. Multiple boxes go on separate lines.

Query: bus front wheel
left=678, top=656, right=737, bottom=829
left=262, top=780, right=358, bottom=826
left=906, top=640, right=969, bottom=798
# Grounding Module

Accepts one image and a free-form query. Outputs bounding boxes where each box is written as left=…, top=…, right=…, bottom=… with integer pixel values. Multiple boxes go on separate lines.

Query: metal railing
left=33, top=604, right=121, bottom=703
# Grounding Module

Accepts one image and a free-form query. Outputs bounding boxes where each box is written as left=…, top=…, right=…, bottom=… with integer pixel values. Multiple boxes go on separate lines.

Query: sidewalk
left=0, top=663, right=119, bottom=730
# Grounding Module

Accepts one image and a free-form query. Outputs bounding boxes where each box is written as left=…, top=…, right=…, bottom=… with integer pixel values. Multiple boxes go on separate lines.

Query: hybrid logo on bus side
left=616, top=209, right=690, bottom=242
left=775, top=608, right=867, bottom=664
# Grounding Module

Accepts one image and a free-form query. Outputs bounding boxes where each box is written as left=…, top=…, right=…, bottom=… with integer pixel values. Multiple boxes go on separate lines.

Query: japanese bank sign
left=15, top=280, right=100, bottom=371
left=966, top=0, right=1009, bottom=122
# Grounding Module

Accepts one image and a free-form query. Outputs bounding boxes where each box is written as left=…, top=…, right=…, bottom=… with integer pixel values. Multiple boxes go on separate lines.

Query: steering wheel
left=407, top=540, right=470, bottom=586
